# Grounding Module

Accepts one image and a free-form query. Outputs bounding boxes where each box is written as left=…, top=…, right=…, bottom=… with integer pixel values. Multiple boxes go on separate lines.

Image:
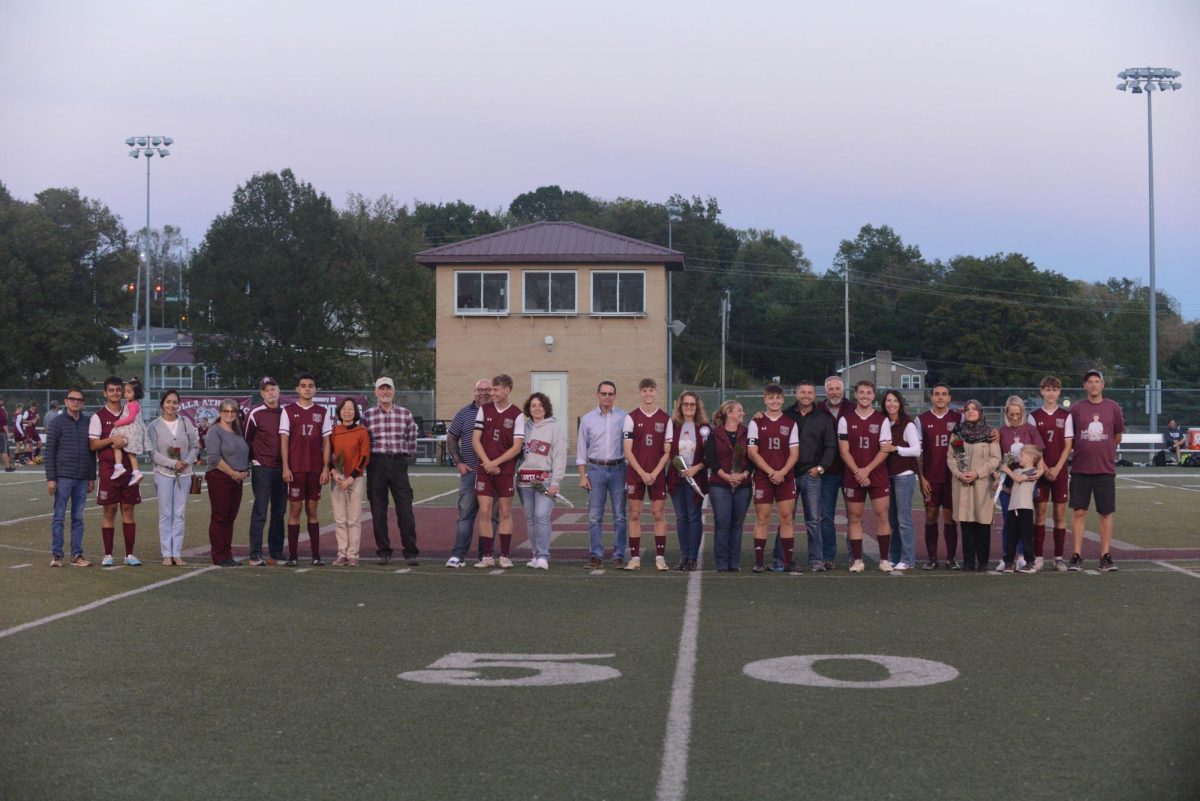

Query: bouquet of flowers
left=950, top=434, right=968, bottom=473
left=532, top=479, right=574, bottom=507
left=672, top=456, right=706, bottom=499
left=731, top=443, right=747, bottom=475
left=167, top=446, right=183, bottom=488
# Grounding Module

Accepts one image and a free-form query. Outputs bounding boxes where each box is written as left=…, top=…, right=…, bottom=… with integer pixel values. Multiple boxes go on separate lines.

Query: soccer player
left=89, top=376, right=143, bottom=566
left=622, top=378, right=672, bottom=571
left=747, top=383, right=800, bottom=573
left=472, top=374, right=525, bottom=568
left=1067, top=370, right=1123, bottom=572
left=280, top=374, right=332, bottom=566
left=916, top=383, right=962, bottom=570
left=1029, top=376, right=1073, bottom=571
left=837, top=380, right=893, bottom=572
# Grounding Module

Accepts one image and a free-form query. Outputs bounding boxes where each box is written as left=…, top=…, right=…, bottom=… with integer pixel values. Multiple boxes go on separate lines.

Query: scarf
left=954, top=401, right=993, bottom=444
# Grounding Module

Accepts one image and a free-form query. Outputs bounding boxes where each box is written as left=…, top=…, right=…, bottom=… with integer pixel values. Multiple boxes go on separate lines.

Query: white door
left=531, top=372, right=569, bottom=443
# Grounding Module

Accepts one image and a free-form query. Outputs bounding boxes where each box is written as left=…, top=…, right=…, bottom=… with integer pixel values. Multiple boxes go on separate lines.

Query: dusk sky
left=3, top=0, right=1197, bottom=317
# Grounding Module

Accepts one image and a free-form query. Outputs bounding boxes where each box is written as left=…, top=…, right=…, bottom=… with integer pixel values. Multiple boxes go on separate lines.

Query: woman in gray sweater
left=517, top=392, right=567, bottom=570
left=206, top=400, right=251, bottom=567
left=147, top=390, right=199, bottom=565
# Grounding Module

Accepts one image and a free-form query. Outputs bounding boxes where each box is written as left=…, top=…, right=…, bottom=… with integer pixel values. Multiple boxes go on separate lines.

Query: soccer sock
left=499, top=533, right=512, bottom=557
left=782, top=537, right=794, bottom=565
left=1053, top=527, right=1066, bottom=558
left=655, top=536, right=666, bottom=557
left=480, top=536, right=493, bottom=557
left=946, top=523, right=959, bottom=560
left=877, top=534, right=891, bottom=562
left=287, top=524, right=300, bottom=558
left=102, top=527, right=115, bottom=555
left=121, top=523, right=136, bottom=555
left=924, top=523, right=939, bottom=561
left=629, top=536, right=641, bottom=558
left=851, top=539, right=863, bottom=560
left=308, top=522, right=320, bottom=558
left=754, top=538, right=766, bottom=566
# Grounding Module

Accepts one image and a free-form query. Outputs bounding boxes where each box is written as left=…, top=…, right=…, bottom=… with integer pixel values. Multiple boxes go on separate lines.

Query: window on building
left=523, top=271, right=577, bottom=314
left=591, top=271, right=645, bottom=315
left=455, top=271, right=509, bottom=314
left=901, top=374, right=911, bottom=389
left=912, top=374, right=922, bottom=389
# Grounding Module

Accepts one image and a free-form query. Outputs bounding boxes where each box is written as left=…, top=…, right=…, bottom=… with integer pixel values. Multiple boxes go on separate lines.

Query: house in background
left=417, top=221, right=684, bottom=450
left=840, top=349, right=928, bottom=406
left=149, top=334, right=220, bottom=389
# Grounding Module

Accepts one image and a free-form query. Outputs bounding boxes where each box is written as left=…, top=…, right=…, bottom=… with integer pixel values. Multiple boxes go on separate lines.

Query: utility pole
left=719, top=289, right=730, bottom=405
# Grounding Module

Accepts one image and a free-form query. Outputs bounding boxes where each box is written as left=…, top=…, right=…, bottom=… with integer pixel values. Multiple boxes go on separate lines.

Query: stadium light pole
left=666, top=201, right=683, bottom=404
left=126, top=135, right=173, bottom=395
left=1116, top=68, right=1180, bottom=434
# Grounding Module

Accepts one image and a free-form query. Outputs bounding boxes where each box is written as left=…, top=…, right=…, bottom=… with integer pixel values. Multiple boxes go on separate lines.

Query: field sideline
left=1, top=465, right=1198, bottom=800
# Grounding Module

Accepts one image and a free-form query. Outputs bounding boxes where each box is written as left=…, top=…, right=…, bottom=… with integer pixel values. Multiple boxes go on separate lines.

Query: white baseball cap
left=374, top=377, right=394, bottom=389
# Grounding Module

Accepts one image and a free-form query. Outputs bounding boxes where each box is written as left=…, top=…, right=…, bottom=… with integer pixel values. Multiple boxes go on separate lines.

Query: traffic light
left=125, top=283, right=136, bottom=292
left=154, top=284, right=163, bottom=299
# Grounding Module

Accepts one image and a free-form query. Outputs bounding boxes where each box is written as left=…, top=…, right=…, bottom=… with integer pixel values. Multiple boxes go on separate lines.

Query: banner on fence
left=177, top=394, right=368, bottom=432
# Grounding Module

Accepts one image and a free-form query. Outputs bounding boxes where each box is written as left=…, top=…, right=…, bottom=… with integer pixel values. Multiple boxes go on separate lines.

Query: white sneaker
left=445, top=556, right=465, bottom=568
left=110, top=464, right=127, bottom=480
left=535, top=557, right=549, bottom=570
left=473, top=556, right=495, bottom=569
left=1017, top=556, right=1027, bottom=570
left=128, top=470, right=143, bottom=486
left=994, top=560, right=1006, bottom=573
left=623, top=556, right=641, bottom=571
left=1054, top=557, right=1067, bottom=572
left=892, top=561, right=912, bottom=572
left=526, top=559, right=538, bottom=568
left=655, top=556, right=669, bottom=571
left=878, top=560, right=893, bottom=573
left=497, top=556, right=514, bottom=569
left=1032, top=557, right=1044, bottom=572
left=849, top=559, right=865, bottom=573
left=101, top=554, right=114, bottom=567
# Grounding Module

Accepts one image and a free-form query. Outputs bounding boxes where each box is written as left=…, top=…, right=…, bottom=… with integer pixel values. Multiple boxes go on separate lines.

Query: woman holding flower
left=147, top=390, right=199, bottom=566
left=947, top=400, right=1001, bottom=571
left=667, top=391, right=710, bottom=571
left=705, top=400, right=752, bottom=572
left=329, top=398, right=370, bottom=566
left=517, top=392, right=566, bottom=570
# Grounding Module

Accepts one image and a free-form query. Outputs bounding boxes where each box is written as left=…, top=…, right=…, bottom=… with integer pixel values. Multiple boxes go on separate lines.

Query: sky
left=2, top=0, right=1198, bottom=317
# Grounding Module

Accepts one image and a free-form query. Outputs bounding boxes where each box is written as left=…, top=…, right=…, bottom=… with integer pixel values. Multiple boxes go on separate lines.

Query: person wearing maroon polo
left=244, top=376, right=287, bottom=565
left=89, top=376, right=142, bottom=567
left=206, top=400, right=250, bottom=566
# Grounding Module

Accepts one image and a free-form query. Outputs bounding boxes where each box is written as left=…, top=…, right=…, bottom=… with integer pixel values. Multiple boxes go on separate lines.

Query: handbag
left=189, top=473, right=203, bottom=495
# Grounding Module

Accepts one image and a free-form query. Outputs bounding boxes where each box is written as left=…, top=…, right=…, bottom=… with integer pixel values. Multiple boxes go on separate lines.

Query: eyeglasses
left=598, top=391, right=615, bottom=397
left=66, top=397, right=85, bottom=403
left=681, top=402, right=697, bottom=407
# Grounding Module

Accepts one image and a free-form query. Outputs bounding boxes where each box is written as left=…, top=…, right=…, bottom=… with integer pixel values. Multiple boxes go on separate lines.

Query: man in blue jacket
left=45, top=390, right=96, bottom=567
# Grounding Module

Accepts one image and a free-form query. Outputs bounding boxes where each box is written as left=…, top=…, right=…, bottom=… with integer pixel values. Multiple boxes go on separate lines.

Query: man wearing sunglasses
left=45, top=391, right=96, bottom=567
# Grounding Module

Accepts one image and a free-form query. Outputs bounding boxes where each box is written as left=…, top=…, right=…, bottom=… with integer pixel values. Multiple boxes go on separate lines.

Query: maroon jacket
left=666, top=421, right=710, bottom=498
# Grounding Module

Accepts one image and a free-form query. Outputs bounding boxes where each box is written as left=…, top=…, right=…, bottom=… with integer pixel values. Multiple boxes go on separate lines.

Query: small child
left=1003, top=444, right=1044, bottom=573
left=109, top=378, right=149, bottom=486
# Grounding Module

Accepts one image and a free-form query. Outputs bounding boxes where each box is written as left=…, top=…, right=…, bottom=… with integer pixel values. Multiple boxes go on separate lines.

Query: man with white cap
left=363, top=376, right=420, bottom=565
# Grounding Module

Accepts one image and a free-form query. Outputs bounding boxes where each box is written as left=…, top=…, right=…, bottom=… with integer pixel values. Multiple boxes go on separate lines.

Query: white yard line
left=413, top=487, right=459, bottom=505
left=655, top=532, right=705, bottom=801
left=1120, top=476, right=1200, bottom=494
left=0, top=566, right=218, bottom=640
left=1152, top=560, right=1200, bottom=579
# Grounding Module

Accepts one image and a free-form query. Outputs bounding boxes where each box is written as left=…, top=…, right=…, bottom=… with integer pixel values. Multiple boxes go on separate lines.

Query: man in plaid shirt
left=363, top=377, right=420, bottom=565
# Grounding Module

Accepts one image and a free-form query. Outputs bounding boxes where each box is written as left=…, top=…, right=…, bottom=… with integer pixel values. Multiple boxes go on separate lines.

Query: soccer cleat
left=445, top=556, right=466, bottom=568
left=497, top=556, right=514, bottom=569
left=892, top=561, right=912, bottom=572
left=110, top=464, right=127, bottom=480
left=101, top=555, right=114, bottom=567
left=474, top=556, right=495, bottom=569
left=785, top=562, right=804, bottom=575
left=878, top=560, right=893, bottom=573
left=1067, top=554, right=1084, bottom=572
left=1054, top=557, right=1067, bottom=572
left=623, top=556, right=641, bottom=571
left=849, top=559, right=865, bottom=573
left=128, top=470, right=143, bottom=486
left=50, top=556, right=63, bottom=567
left=655, top=556, right=669, bottom=571
left=922, top=559, right=937, bottom=570
left=124, top=555, right=141, bottom=567
left=946, top=559, right=962, bottom=571
left=1033, top=557, right=1044, bottom=572
left=1098, top=553, right=1118, bottom=572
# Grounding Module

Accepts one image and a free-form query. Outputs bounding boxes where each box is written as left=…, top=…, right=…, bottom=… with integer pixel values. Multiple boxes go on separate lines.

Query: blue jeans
left=249, top=465, right=286, bottom=559
left=586, top=463, right=627, bottom=560
left=670, top=484, right=704, bottom=560
left=710, top=484, right=750, bottom=571
left=819, top=471, right=844, bottom=562
left=51, top=477, right=89, bottom=558
left=798, top=473, right=823, bottom=564
left=888, top=473, right=917, bottom=566
left=452, top=471, right=498, bottom=560
left=518, top=485, right=555, bottom=560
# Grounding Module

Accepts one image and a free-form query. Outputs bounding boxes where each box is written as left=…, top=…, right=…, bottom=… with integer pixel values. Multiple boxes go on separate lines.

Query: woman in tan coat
left=947, top=400, right=1000, bottom=571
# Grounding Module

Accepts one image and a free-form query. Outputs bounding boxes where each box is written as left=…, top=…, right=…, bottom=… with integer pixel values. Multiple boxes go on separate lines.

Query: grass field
left=1, top=463, right=1198, bottom=800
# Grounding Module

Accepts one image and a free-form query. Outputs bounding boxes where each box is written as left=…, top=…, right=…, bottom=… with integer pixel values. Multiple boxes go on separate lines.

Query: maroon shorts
left=923, top=481, right=954, bottom=508
left=12, top=429, right=24, bottom=443
left=1035, top=471, right=1069, bottom=504
left=625, top=467, right=667, bottom=501
left=476, top=469, right=515, bottom=498
left=96, top=460, right=142, bottom=507
left=288, top=470, right=322, bottom=502
left=753, top=474, right=797, bottom=504
left=843, top=481, right=890, bottom=502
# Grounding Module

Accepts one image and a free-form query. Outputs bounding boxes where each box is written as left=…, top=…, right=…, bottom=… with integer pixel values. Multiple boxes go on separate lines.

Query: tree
left=189, top=169, right=365, bottom=387
left=412, top=200, right=504, bottom=245
left=509, top=185, right=602, bottom=225
left=0, top=184, right=135, bottom=385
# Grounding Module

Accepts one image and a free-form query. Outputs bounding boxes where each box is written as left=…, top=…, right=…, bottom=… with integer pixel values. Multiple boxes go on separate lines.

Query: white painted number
left=769, top=436, right=781, bottom=451
left=935, top=434, right=949, bottom=449
left=858, top=436, right=871, bottom=451
left=399, top=652, right=621, bottom=687
left=743, top=654, right=958, bottom=689
left=301, top=424, right=314, bottom=437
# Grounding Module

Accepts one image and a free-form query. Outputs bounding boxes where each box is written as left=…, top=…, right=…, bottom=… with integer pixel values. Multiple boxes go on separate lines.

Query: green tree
left=0, top=184, right=135, bottom=385
left=509, top=185, right=602, bottom=225
left=189, top=169, right=365, bottom=388
left=413, top=200, right=504, bottom=245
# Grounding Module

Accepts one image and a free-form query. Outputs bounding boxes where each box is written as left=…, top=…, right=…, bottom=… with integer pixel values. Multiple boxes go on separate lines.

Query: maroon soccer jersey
left=623, top=408, right=671, bottom=471
left=838, top=409, right=889, bottom=487
left=1070, top=399, right=1124, bottom=475
left=474, top=402, right=525, bottom=474
left=918, top=409, right=962, bottom=483
left=1030, top=407, right=1073, bottom=466
left=88, top=406, right=125, bottom=464
left=279, top=402, right=332, bottom=473
left=244, top=403, right=283, bottom=467
left=747, top=414, right=798, bottom=471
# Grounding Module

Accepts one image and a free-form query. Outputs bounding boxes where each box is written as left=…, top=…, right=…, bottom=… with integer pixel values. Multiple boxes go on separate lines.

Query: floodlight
left=158, top=148, right=169, bottom=157
left=136, top=137, right=147, bottom=146
left=151, top=137, right=162, bottom=146
left=1117, top=82, right=1127, bottom=91
left=125, top=137, right=135, bottom=146
left=163, top=136, right=173, bottom=145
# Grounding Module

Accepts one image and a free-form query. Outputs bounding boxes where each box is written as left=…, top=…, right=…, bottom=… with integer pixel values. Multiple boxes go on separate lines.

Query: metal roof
left=416, top=221, right=684, bottom=270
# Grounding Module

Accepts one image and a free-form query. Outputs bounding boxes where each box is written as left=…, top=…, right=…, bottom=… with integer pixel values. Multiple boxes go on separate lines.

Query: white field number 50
left=399, top=652, right=621, bottom=687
